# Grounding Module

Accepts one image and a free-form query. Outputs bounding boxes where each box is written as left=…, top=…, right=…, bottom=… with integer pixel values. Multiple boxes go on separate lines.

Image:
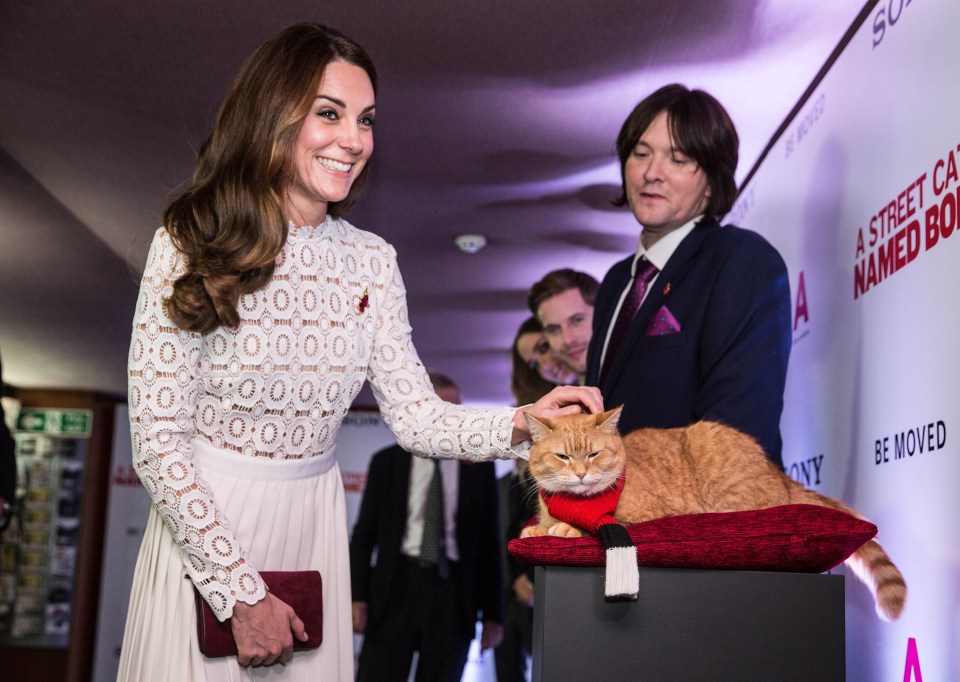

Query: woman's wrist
left=511, top=405, right=532, bottom=444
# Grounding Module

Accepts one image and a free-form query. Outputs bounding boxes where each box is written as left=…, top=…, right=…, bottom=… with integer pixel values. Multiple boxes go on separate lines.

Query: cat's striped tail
left=802, top=490, right=907, bottom=621
left=845, top=537, right=907, bottom=621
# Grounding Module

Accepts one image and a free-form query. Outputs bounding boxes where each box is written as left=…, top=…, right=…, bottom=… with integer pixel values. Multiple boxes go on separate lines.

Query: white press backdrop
left=730, top=0, right=959, bottom=678
left=92, top=2, right=959, bottom=679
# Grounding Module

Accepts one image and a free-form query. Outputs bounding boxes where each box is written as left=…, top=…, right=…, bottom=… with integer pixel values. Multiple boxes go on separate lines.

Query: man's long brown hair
left=613, top=84, right=739, bottom=222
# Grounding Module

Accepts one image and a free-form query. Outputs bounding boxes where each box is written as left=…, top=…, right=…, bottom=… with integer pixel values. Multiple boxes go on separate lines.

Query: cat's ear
left=597, top=406, right=623, bottom=435
left=524, top=412, right=553, bottom=442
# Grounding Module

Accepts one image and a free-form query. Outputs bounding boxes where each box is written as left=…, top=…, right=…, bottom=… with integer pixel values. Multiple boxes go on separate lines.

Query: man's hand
left=480, top=620, right=504, bottom=650
left=512, top=574, right=534, bottom=608
left=0, top=496, right=11, bottom=532
left=352, top=601, right=368, bottom=634
left=512, top=385, right=604, bottom=443
left=230, top=592, right=308, bottom=667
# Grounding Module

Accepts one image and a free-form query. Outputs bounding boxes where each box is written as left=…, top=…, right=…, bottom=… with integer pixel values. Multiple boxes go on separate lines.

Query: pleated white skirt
left=117, top=444, right=353, bottom=681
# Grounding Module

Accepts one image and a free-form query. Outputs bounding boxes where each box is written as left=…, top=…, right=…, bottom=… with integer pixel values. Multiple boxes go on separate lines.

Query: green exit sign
left=16, top=409, right=93, bottom=437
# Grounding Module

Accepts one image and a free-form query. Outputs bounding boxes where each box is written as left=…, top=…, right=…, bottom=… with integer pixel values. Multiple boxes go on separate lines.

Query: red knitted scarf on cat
left=539, top=474, right=639, bottom=601
left=540, top=475, right=624, bottom=533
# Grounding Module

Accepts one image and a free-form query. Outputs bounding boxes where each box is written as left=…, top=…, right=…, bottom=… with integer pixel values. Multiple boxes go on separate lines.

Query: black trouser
left=493, top=591, right=533, bottom=682
left=357, top=557, right=471, bottom=682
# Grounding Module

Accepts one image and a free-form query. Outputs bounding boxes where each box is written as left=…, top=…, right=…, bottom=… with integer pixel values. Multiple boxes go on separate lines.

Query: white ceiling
left=0, top=0, right=871, bottom=406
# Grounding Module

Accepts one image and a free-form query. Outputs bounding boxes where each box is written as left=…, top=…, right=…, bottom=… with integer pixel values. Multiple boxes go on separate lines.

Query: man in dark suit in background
left=585, top=84, right=792, bottom=467
left=0, top=350, right=16, bottom=533
left=350, top=372, right=504, bottom=682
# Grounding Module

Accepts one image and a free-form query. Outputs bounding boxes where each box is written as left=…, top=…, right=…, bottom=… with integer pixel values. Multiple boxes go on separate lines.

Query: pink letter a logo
left=793, top=271, right=809, bottom=331
left=903, top=637, right=923, bottom=682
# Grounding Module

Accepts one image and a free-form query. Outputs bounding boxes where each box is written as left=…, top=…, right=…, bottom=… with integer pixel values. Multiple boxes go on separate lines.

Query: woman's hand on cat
left=511, top=385, right=604, bottom=444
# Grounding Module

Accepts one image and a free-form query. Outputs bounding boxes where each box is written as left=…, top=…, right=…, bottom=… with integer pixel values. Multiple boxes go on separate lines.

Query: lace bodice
left=128, top=217, right=521, bottom=619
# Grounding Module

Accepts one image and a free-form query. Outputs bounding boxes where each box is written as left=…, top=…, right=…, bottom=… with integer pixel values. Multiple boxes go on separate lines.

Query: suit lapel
left=586, top=256, right=632, bottom=386
left=600, top=221, right=719, bottom=395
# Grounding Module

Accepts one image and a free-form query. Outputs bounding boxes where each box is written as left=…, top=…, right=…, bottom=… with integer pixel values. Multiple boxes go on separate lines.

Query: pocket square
left=646, top=306, right=682, bottom=335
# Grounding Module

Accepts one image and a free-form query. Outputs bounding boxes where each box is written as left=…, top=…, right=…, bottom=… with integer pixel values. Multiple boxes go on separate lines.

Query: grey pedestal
left=532, top=565, right=844, bottom=682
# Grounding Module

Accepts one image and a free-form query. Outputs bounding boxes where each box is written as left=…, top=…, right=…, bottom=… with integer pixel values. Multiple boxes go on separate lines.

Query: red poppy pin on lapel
left=356, top=288, right=369, bottom=314
left=663, top=283, right=671, bottom=295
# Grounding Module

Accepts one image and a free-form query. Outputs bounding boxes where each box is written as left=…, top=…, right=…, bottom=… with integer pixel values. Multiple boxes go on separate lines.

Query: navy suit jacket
left=585, top=220, right=791, bottom=468
left=0, top=353, right=16, bottom=509
left=349, top=445, right=503, bottom=637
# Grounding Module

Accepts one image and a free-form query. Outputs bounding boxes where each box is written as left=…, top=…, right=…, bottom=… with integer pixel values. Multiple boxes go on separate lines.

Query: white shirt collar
left=631, top=215, right=704, bottom=275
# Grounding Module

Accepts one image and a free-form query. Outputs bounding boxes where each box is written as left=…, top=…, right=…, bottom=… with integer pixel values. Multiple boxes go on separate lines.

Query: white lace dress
left=118, top=218, right=523, bottom=681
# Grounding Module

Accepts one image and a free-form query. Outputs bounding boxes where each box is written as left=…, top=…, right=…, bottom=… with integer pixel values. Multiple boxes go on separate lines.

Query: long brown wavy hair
left=164, top=23, right=378, bottom=333
left=511, top=317, right=558, bottom=406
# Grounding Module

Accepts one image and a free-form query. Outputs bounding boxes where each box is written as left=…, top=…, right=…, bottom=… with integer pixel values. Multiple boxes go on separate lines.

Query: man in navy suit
left=0, top=350, right=16, bottom=533
left=350, top=372, right=504, bottom=681
left=585, top=84, right=791, bottom=467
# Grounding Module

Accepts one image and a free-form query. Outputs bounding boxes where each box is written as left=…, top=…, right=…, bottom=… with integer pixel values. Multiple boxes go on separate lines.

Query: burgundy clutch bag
left=194, top=570, right=323, bottom=658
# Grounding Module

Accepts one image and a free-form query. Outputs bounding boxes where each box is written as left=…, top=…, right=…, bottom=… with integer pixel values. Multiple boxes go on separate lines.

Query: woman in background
left=120, top=23, right=600, bottom=681
left=512, top=316, right=577, bottom=399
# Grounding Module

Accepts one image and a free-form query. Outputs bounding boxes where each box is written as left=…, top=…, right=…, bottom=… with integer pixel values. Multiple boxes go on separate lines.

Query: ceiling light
left=454, top=234, right=487, bottom=254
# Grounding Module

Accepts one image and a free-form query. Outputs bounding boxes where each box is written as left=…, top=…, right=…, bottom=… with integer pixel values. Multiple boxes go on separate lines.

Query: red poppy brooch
left=355, top=288, right=370, bottom=314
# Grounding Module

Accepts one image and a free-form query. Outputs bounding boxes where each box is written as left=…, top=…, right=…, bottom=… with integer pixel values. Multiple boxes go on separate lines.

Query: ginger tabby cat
left=520, top=407, right=906, bottom=621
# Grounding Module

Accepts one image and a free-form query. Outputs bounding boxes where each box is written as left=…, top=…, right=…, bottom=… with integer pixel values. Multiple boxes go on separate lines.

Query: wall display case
left=0, top=390, right=119, bottom=682
left=0, top=409, right=92, bottom=647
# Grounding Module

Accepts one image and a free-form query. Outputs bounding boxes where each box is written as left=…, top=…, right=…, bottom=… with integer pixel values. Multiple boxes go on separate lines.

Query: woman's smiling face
left=286, top=60, right=376, bottom=225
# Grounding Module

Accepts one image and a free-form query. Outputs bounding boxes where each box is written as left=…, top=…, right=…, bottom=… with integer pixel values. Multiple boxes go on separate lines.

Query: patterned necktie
left=419, top=461, right=450, bottom=579
left=600, top=258, right=659, bottom=383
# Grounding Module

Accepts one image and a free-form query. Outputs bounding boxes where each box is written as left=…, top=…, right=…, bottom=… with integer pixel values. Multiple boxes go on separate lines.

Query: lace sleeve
left=365, top=244, right=528, bottom=460
left=127, top=229, right=266, bottom=621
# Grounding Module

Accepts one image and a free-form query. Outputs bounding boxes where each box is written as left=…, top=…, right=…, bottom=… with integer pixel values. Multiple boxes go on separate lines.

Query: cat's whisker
left=519, top=483, right=541, bottom=504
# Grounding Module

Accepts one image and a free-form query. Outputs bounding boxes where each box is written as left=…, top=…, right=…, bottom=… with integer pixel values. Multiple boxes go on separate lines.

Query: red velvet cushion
left=507, top=504, right=876, bottom=573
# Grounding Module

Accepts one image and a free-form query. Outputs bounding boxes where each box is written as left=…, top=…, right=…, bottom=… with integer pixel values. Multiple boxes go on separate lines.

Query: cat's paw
left=520, top=525, right=549, bottom=538
left=547, top=522, right=584, bottom=538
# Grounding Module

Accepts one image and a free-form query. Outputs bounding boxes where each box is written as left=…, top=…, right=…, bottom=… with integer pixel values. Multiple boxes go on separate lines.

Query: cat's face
left=525, top=407, right=624, bottom=496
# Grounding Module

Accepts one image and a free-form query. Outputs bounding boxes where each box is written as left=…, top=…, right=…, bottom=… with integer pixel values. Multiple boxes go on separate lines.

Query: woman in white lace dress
left=118, top=23, right=600, bottom=681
